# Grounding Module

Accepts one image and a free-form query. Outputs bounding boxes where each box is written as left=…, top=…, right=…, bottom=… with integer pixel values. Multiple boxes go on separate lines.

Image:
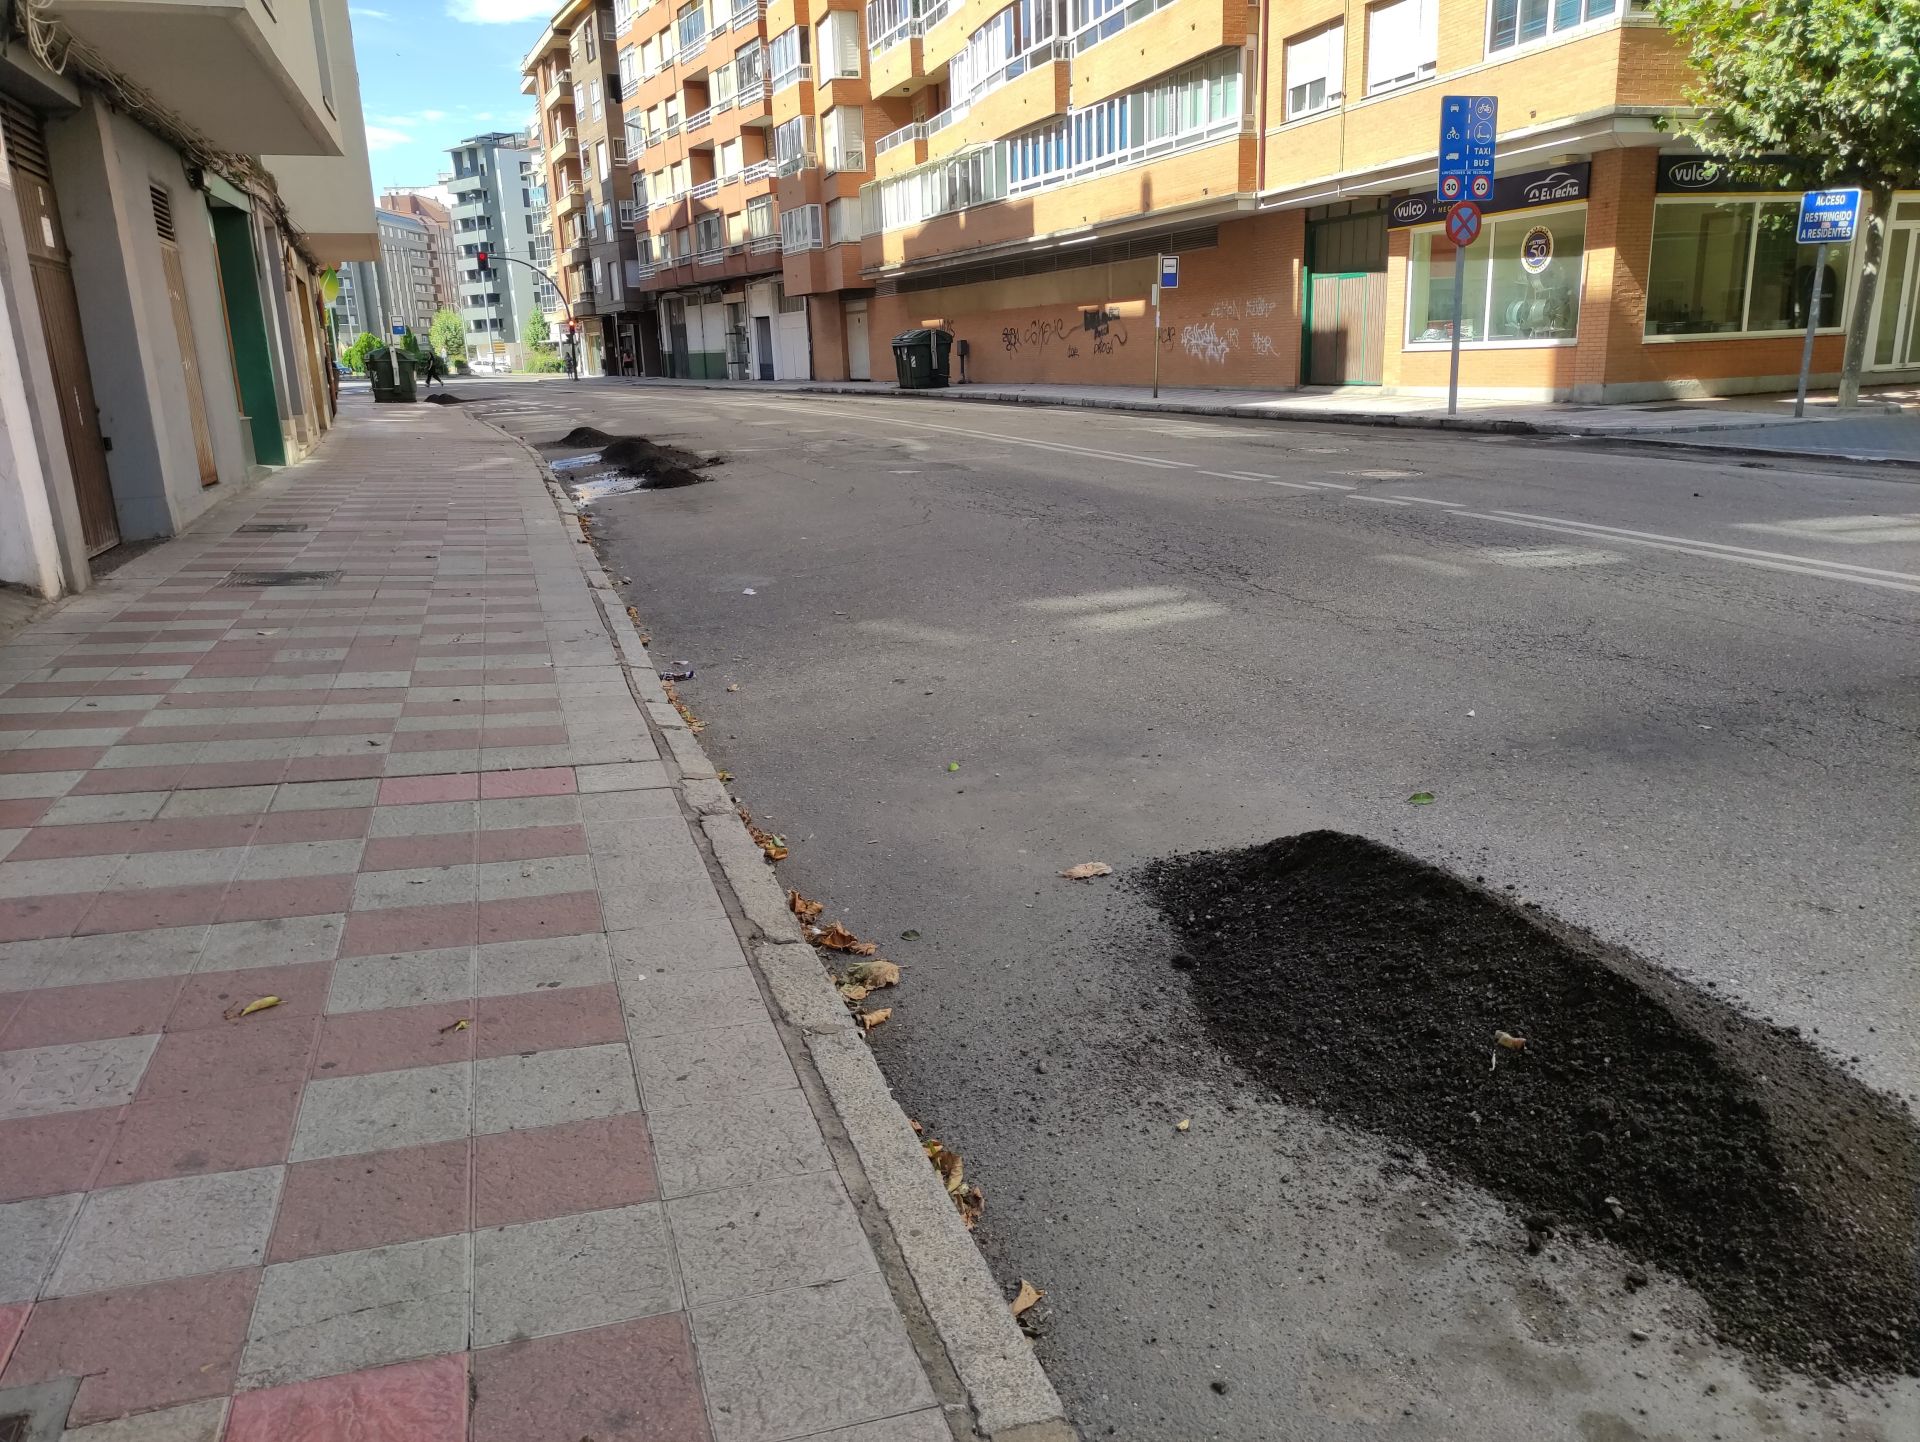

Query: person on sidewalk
left=422, top=349, right=447, bottom=390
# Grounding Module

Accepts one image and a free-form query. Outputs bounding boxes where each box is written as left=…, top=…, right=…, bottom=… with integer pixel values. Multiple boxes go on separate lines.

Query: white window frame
left=780, top=202, right=824, bottom=252
left=1641, top=195, right=1856, bottom=342
left=1284, top=22, right=1344, bottom=121
left=827, top=195, right=863, bottom=244
left=1402, top=201, right=1590, bottom=350
left=1365, top=0, right=1436, bottom=96
left=1486, top=0, right=1620, bottom=58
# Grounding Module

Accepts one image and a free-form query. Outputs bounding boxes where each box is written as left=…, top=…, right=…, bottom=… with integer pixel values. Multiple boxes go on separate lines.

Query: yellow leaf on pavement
left=1011, top=1280, right=1044, bottom=1318
left=859, top=1007, right=892, bottom=1033
left=787, top=889, right=824, bottom=922
left=845, top=959, right=901, bottom=988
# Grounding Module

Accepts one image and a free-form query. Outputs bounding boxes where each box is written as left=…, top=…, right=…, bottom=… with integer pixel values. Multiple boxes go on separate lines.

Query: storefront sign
left=1390, top=163, right=1591, bottom=229
left=1520, top=225, right=1554, bottom=273
left=1655, top=154, right=1801, bottom=193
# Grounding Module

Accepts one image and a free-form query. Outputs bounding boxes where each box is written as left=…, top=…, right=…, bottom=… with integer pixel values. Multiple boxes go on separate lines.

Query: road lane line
left=1486, top=510, right=1920, bottom=582
left=1305, top=481, right=1357, bottom=490
left=1265, top=481, right=1322, bottom=491
left=1348, top=496, right=1413, bottom=506
left=1390, top=496, right=1464, bottom=507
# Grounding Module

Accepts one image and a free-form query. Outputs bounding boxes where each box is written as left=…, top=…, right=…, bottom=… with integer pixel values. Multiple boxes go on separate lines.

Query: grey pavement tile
left=0, top=1375, right=80, bottom=1442
left=44, top=927, right=208, bottom=985
left=106, top=847, right=246, bottom=891
left=669, top=1172, right=876, bottom=1307
left=60, top=1397, right=229, bottom=1442
left=595, top=864, right=725, bottom=934
left=472, top=853, right=596, bottom=900
left=0, top=1035, right=158, bottom=1121
left=472, top=1042, right=639, bottom=1135
left=0, top=939, right=66, bottom=992
left=473, top=932, right=610, bottom=997
left=47, top=1166, right=283, bottom=1297
left=579, top=788, right=682, bottom=824
left=0, top=828, right=27, bottom=862
left=95, top=741, right=204, bottom=768
left=0, top=1192, right=84, bottom=1302
left=351, top=864, right=475, bottom=910
left=270, top=779, right=380, bottom=811
left=574, top=761, right=671, bottom=793
left=234, top=841, right=365, bottom=882
left=623, top=966, right=768, bottom=1040
left=367, top=800, right=476, bottom=838
left=39, top=792, right=169, bottom=826
left=0, top=772, right=85, bottom=800
left=240, top=1233, right=470, bottom=1389
left=648, top=1087, right=831, bottom=1200
left=325, top=946, right=472, bottom=1013
left=788, top=1413, right=953, bottom=1442
left=156, top=785, right=279, bottom=818
left=199, top=913, right=342, bottom=970
left=472, top=1202, right=679, bottom=1346
left=289, top=1060, right=472, bottom=1161
left=0, top=854, right=129, bottom=899
left=476, top=794, right=580, bottom=829
left=380, top=750, right=479, bottom=777
left=634, top=1019, right=797, bottom=1109
left=692, top=1273, right=937, bottom=1442
left=213, top=738, right=305, bottom=763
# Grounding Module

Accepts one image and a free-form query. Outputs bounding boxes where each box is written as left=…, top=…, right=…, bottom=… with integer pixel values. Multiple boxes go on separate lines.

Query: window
left=747, top=195, right=774, bottom=238
left=1489, top=0, right=1616, bottom=54
left=1285, top=23, right=1343, bottom=120
left=823, top=106, right=865, bottom=171
left=676, top=225, right=692, bottom=256
left=619, top=47, right=639, bottom=91
left=769, top=26, right=809, bottom=89
left=308, top=0, right=335, bottom=115
left=1069, top=0, right=1175, bottom=52
left=695, top=213, right=725, bottom=252
left=587, top=79, right=603, bottom=122
left=818, top=9, right=862, bottom=77
left=735, top=39, right=765, bottom=86
left=827, top=196, right=862, bottom=244
left=642, top=35, right=661, bottom=73
left=677, top=0, right=708, bottom=51
left=868, top=0, right=923, bottom=51
left=1644, top=199, right=1848, bottom=336
left=780, top=203, right=824, bottom=251
left=774, top=115, right=812, bottom=172
left=1366, top=0, right=1434, bottom=94
left=585, top=26, right=598, bottom=61
left=950, top=0, right=1060, bottom=109
left=1407, top=207, right=1587, bottom=345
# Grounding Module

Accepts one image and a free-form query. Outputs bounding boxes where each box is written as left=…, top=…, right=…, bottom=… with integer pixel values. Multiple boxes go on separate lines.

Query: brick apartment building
left=523, top=0, right=1920, bottom=398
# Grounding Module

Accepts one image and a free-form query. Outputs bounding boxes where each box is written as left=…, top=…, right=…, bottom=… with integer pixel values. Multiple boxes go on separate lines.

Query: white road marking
left=1347, top=496, right=1413, bottom=506
left=1070, top=599, right=1228, bottom=634
left=1733, top=514, right=1920, bottom=545
left=896, top=417, right=1195, bottom=470
left=1480, top=546, right=1625, bottom=569
left=1306, top=480, right=1357, bottom=490
left=1374, top=553, right=1474, bottom=577
left=1025, top=587, right=1190, bottom=613
left=1345, top=469, right=1423, bottom=479
left=1265, top=480, right=1324, bottom=491
left=1486, top=510, right=1920, bottom=582
left=1389, top=496, right=1463, bottom=508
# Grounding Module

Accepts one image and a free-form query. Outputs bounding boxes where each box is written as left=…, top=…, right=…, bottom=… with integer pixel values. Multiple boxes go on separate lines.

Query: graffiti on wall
left=983, top=295, right=1284, bottom=369
left=1180, top=322, right=1235, bottom=366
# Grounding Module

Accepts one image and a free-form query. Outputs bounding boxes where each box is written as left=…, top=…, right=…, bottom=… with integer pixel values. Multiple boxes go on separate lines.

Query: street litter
left=1408, top=792, right=1436, bottom=805
left=224, top=996, right=280, bottom=1020
left=743, top=587, right=757, bottom=595
left=659, top=663, right=696, bottom=681
left=1059, top=862, right=1113, bottom=879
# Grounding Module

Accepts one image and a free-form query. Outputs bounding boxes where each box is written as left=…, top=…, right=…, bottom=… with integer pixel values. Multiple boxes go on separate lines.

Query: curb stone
left=480, top=411, right=1079, bottom=1442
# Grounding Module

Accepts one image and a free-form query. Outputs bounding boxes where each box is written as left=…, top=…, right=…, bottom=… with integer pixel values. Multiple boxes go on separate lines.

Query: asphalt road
left=462, top=379, right=1919, bottom=1442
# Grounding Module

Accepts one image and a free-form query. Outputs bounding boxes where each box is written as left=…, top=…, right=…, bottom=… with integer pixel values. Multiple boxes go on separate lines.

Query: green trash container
left=367, top=346, right=418, bottom=403
left=891, top=328, right=952, bottom=390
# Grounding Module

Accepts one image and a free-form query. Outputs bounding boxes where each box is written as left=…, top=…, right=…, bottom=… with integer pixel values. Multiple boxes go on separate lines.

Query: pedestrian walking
left=422, top=349, right=446, bottom=390
left=565, top=341, right=578, bottom=380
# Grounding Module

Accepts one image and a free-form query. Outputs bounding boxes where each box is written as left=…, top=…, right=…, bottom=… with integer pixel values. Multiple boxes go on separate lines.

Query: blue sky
left=351, top=0, right=551, bottom=195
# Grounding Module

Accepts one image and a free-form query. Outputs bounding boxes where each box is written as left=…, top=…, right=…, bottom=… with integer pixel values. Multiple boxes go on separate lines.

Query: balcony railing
left=697, top=246, right=725, bottom=265
left=874, top=121, right=924, bottom=155
left=733, top=76, right=770, bottom=108
left=685, top=105, right=714, bottom=132
left=741, top=158, right=777, bottom=182
left=731, top=0, right=765, bottom=29
left=691, top=177, right=721, bottom=199
left=774, top=149, right=816, bottom=177
left=747, top=233, right=781, bottom=253
left=771, top=62, right=810, bottom=92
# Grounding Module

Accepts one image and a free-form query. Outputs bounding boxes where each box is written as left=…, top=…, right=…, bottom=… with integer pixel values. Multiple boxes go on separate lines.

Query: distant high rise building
left=373, top=208, right=437, bottom=338
left=379, top=190, right=459, bottom=315
left=448, top=132, right=544, bottom=367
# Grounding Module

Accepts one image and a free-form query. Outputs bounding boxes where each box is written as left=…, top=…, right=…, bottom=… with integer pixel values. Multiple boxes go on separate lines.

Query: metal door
left=1305, top=272, right=1387, bottom=386
left=1868, top=208, right=1920, bottom=370
left=151, top=185, right=219, bottom=487
left=845, top=302, right=871, bottom=380
left=754, top=314, right=774, bottom=380
left=2, top=96, right=120, bottom=553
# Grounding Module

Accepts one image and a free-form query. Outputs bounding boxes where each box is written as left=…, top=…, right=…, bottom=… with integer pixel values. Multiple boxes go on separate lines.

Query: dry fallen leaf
left=848, top=939, right=879, bottom=957
left=859, top=1007, right=892, bottom=1033
left=909, top=1118, right=924, bottom=1134
left=787, top=889, right=824, bottom=923
left=1495, top=1030, right=1529, bottom=1051
left=725, top=683, right=740, bottom=692
left=838, top=983, right=871, bottom=1003
left=1011, top=1280, right=1044, bottom=1318
left=925, top=1141, right=964, bottom=1194
left=813, top=921, right=861, bottom=952
left=958, top=1184, right=985, bottom=1229
left=439, top=1018, right=470, bottom=1034
left=225, top=995, right=281, bottom=1020
left=1175, top=1118, right=1192, bottom=1132
left=1059, top=862, right=1113, bottom=880
left=845, top=959, right=901, bottom=989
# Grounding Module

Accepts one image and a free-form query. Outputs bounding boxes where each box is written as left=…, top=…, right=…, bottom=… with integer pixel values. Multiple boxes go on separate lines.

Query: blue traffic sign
left=1159, top=255, right=1179, bottom=289
left=1438, top=95, right=1497, bottom=202
left=1797, top=188, right=1861, bottom=245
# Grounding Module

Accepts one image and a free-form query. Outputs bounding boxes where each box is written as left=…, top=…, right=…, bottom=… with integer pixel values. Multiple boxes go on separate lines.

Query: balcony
left=550, top=127, right=580, bottom=158
left=557, top=184, right=587, bottom=214
left=775, top=150, right=816, bottom=178
left=771, top=62, right=812, bottom=93
left=690, top=177, right=722, bottom=200
left=824, top=145, right=867, bottom=176
left=733, top=76, right=772, bottom=119
left=874, top=121, right=926, bottom=174
left=741, top=158, right=778, bottom=184
left=545, top=74, right=575, bottom=105
left=568, top=236, right=592, bottom=264
left=731, top=0, right=765, bottom=29
left=685, top=105, right=714, bottom=133
left=927, top=40, right=1068, bottom=162
left=54, top=0, right=341, bottom=154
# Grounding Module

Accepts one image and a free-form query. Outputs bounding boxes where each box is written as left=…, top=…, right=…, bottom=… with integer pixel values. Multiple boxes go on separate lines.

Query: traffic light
left=475, top=248, right=489, bottom=270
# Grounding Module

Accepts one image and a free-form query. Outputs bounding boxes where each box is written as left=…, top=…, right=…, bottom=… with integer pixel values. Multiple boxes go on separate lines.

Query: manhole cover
left=0, top=1414, right=28, bottom=1442
left=219, top=569, right=342, bottom=588
left=236, top=523, right=310, bottom=534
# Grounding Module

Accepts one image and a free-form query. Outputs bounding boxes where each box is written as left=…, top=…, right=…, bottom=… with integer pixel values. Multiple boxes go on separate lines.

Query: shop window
left=1366, top=0, right=1435, bottom=95
left=1645, top=200, right=1848, bottom=336
left=1285, top=23, right=1344, bottom=121
left=1488, top=0, right=1616, bottom=54
left=1407, top=207, right=1586, bottom=346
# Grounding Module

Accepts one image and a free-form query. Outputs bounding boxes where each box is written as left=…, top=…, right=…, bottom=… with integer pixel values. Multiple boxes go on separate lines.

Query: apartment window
left=780, top=203, right=823, bottom=252
left=619, top=47, right=639, bottom=90
left=826, top=196, right=862, bottom=244
left=596, top=140, right=610, bottom=181
left=1644, top=199, right=1848, bottom=336
left=677, top=0, right=708, bottom=52
left=774, top=115, right=811, bottom=172
left=1489, top=0, right=1616, bottom=53
left=868, top=0, right=922, bottom=50
left=1007, top=118, right=1068, bottom=190
left=818, top=9, right=861, bottom=77
left=587, top=79, right=603, bottom=122
left=1407, top=206, right=1587, bottom=345
left=1285, top=23, right=1344, bottom=120
left=747, top=194, right=774, bottom=238
left=822, top=106, right=865, bottom=171
left=1365, top=0, right=1435, bottom=94
left=642, top=34, right=661, bottom=72
left=695, top=213, right=725, bottom=252
left=308, top=0, right=335, bottom=116
left=585, top=25, right=598, bottom=60
left=719, top=137, right=743, bottom=177
left=677, top=225, right=693, bottom=256
left=735, top=39, right=765, bottom=85
left=950, top=0, right=1060, bottom=109
left=769, top=26, right=809, bottom=89
left=1069, top=0, right=1175, bottom=52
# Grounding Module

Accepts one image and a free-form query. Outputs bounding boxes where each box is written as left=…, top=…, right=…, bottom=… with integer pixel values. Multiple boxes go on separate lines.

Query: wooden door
left=846, top=303, right=871, bottom=380
left=151, top=185, right=219, bottom=488
left=2, top=95, right=120, bottom=554
left=1305, top=271, right=1387, bottom=386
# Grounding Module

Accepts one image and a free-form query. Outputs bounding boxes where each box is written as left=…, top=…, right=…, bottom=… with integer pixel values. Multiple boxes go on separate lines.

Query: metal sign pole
left=1447, top=251, right=1465, bottom=417
left=1152, top=282, right=1162, bottom=399
left=1794, top=241, right=1827, bottom=419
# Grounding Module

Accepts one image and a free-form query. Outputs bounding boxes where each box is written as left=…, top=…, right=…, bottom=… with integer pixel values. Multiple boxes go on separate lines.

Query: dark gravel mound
left=1141, top=831, right=1919, bottom=1383
left=597, top=436, right=714, bottom=488
left=420, top=393, right=465, bottom=404
left=554, top=426, right=614, bottom=448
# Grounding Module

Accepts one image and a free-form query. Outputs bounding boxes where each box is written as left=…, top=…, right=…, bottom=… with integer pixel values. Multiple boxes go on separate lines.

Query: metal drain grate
left=236, top=523, right=310, bottom=534
left=219, top=569, right=342, bottom=588
left=0, top=1413, right=29, bottom=1442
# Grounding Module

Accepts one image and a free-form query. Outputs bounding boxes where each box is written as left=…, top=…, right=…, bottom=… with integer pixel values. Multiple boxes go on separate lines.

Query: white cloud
left=364, top=124, right=413, bottom=152
left=350, top=6, right=391, bottom=19
left=369, top=110, right=452, bottom=129
left=445, top=0, right=554, bottom=21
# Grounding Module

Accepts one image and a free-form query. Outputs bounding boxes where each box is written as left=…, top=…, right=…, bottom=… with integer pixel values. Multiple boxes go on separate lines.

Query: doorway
left=151, top=184, right=219, bottom=488
left=2, top=95, right=120, bottom=554
left=754, top=314, right=774, bottom=380
left=1302, top=205, right=1388, bottom=386
left=1868, top=199, right=1920, bottom=371
left=667, top=298, right=690, bottom=377
left=845, top=300, right=871, bottom=380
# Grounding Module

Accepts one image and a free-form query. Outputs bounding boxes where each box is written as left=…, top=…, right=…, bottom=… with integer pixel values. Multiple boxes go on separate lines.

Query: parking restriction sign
left=1445, top=201, right=1481, bottom=248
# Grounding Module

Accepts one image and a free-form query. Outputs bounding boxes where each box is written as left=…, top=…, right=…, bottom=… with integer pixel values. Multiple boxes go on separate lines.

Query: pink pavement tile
left=213, top=874, right=356, bottom=925
left=389, top=728, right=482, bottom=754
left=476, top=890, right=600, bottom=945
left=473, top=823, right=587, bottom=865
left=136, top=1011, right=317, bottom=1100
left=472, top=1112, right=659, bottom=1228
left=477, top=767, right=575, bottom=800
left=358, top=833, right=476, bottom=872
left=0, top=973, right=182, bottom=1049
left=0, top=1106, right=121, bottom=1202
left=0, top=1303, right=25, bottom=1374
left=0, top=746, right=104, bottom=774
left=78, top=881, right=227, bottom=936
left=176, top=759, right=291, bottom=789
left=377, top=772, right=479, bottom=805
left=67, top=765, right=191, bottom=795
left=100, top=1082, right=303, bottom=1188
left=338, top=901, right=476, bottom=957
left=472, top=984, right=625, bottom=1060
left=479, top=725, right=570, bottom=749
left=0, top=1269, right=259, bottom=1426
left=471, top=1314, right=706, bottom=1442
left=169, top=961, right=334, bottom=1031
left=285, top=755, right=387, bottom=783
left=313, top=1000, right=473, bottom=1079
left=0, top=892, right=92, bottom=942
left=226, top=1353, right=468, bottom=1442
left=9, top=815, right=247, bottom=862
left=0, top=797, right=54, bottom=828
left=483, top=668, right=556, bottom=686
left=267, top=1139, right=470, bottom=1263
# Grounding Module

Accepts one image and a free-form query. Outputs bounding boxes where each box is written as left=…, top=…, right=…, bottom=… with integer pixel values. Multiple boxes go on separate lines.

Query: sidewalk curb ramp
left=483, top=412, right=1079, bottom=1442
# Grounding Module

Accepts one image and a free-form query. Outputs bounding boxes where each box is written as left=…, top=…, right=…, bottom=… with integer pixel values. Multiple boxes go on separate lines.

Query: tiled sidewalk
left=0, top=406, right=948, bottom=1442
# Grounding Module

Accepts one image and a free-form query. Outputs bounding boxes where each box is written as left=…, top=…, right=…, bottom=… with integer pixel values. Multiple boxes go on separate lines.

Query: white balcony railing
left=747, top=233, right=781, bottom=253
left=732, top=0, right=765, bottom=29
left=771, top=62, right=810, bottom=92
left=874, top=121, right=924, bottom=155
left=685, top=106, right=714, bottom=132
left=691, top=177, right=721, bottom=199
left=697, top=246, right=725, bottom=265
left=774, top=149, right=816, bottom=177
left=741, top=158, right=777, bottom=182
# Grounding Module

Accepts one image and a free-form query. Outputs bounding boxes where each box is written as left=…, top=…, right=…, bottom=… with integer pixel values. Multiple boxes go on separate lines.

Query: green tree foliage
left=429, top=308, right=466, bottom=364
left=340, top=332, right=382, bottom=374
left=1647, top=0, right=1920, bottom=404
left=520, top=311, right=564, bottom=374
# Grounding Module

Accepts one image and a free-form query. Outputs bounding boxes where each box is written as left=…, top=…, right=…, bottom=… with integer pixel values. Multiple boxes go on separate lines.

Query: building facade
left=522, top=0, right=1918, bottom=399
left=379, top=188, right=459, bottom=315
left=448, top=131, right=545, bottom=369
left=0, top=0, right=375, bottom=599
left=374, top=207, right=438, bottom=338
